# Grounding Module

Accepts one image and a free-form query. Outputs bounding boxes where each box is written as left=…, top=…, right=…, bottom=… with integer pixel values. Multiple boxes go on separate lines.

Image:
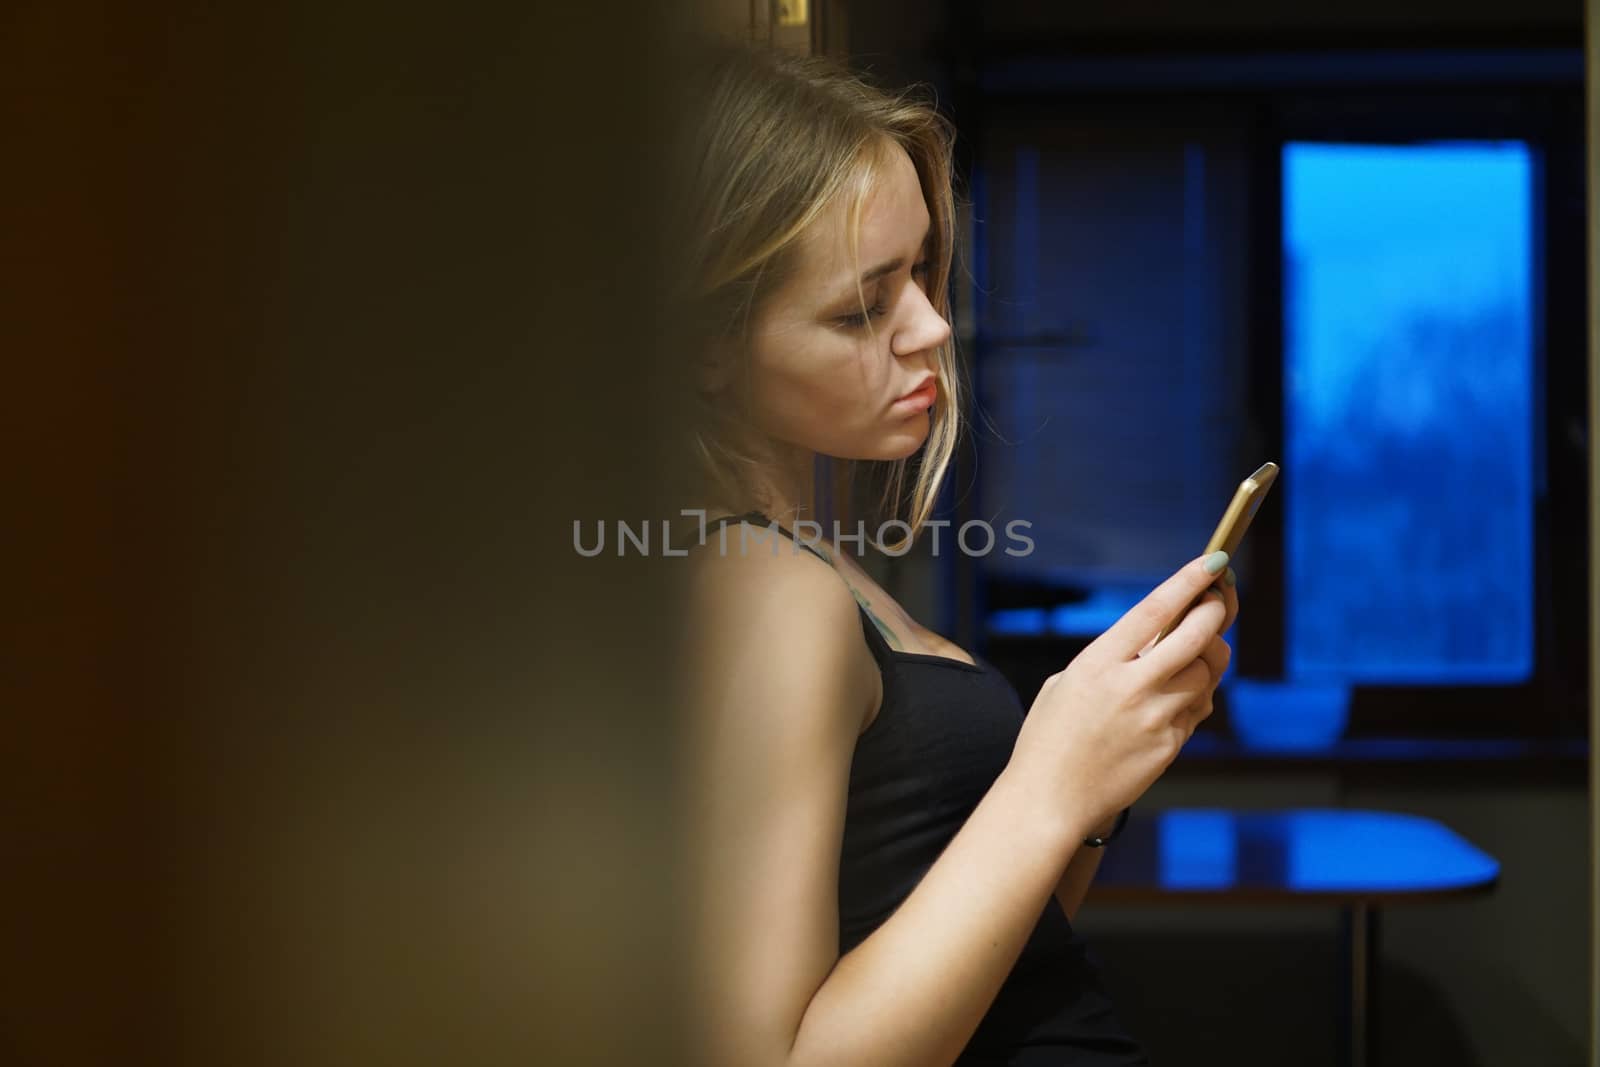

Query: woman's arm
left=681, top=548, right=1095, bottom=1067
left=1052, top=574, right=1240, bottom=925
left=792, top=768, right=1088, bottom=1067
left=1052, top=814, right=1117, bottom=924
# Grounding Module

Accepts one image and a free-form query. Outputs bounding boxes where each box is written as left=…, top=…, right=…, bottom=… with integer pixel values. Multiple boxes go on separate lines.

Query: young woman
left=667, top=39, right=1239, bottom=1067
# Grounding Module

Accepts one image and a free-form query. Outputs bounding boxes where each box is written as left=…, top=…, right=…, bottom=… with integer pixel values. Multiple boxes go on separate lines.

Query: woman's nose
left=893, top=283, right=951, bottom=357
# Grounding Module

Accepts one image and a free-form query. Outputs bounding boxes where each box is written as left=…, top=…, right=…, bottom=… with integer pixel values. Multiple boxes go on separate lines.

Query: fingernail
left=1223, top=566, right=1237, bottom=587
left=1203, top=550, right=1229, bottom=575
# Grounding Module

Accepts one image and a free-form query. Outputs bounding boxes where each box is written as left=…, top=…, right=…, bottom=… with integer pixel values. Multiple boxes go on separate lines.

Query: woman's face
left=743, top=143, right=951, bottom=463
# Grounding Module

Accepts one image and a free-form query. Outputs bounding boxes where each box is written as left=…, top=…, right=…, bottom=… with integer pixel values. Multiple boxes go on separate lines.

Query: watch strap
left=1082, top=806, right=1131, bottom=848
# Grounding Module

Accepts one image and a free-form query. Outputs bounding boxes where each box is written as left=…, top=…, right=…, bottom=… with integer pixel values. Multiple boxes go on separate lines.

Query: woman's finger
left=1099, top=552, right=1230, bottom=663
left=1180, top=694, right=1216, bottom=735
left=1156, top=658, right=1212, bottom=710
left=1148, top=686, right=1206, bottom=731
left=1198, top=633, right=1231, bottom=688
left=1216, top=572, right=1239, bottom=635
left=1137, top=589, right=1228, bottom=684
left=1165, top=697, right=1212, bottom=752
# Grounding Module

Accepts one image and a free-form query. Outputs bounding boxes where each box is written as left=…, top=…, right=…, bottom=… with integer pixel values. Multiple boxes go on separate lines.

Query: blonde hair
left=662, top=39, right=965, bottom=552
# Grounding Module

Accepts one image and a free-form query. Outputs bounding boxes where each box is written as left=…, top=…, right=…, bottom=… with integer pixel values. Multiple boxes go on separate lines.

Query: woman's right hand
left=1006, top=552, right=1235, bottom=838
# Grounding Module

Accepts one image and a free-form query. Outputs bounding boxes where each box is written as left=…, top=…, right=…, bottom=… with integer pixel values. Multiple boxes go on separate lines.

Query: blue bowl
left=1225, top=678, right=1352, bottom=751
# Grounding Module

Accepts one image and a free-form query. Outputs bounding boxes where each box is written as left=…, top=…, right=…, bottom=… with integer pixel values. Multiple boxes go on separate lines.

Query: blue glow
left=988, top=607, right=1051, bottom=636
left=1143, top=809, right=1500, bottom=894
left=1282, top=810, right=1501, bottom=892
left=988, top=587, right=1148, bottom=637
left=1283, top=141, right=1535, bottom=684
left=1157, top=810, right=1238, bottom=890
left=1226, top=678, right=1351, bottom=750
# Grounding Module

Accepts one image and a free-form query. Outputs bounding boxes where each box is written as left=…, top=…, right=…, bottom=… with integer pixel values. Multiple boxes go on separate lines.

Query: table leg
left=1338, top=903, right=1381, bottom=1067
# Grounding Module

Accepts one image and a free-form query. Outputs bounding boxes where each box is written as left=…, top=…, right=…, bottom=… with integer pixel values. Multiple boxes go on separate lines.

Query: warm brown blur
left=0, top=3, right=736, bottom=1065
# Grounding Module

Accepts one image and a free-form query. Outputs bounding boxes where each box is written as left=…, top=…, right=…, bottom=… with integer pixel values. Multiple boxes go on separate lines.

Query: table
left=1091, top=808, right=1501, bottom=1067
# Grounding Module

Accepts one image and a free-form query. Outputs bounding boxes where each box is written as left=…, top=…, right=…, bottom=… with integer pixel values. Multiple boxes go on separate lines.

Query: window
left=964, top=76, right=1585, bottom=743
left=1282, top=142, right=1535, bottom=684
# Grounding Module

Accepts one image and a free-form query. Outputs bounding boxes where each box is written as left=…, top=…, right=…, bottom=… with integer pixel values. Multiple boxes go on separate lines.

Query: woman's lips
left=892, top=380, right=938, bottom=413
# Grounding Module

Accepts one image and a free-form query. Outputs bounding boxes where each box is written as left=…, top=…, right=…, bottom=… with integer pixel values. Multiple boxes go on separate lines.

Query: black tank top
left=700, top=512, right=1149, bottom=1066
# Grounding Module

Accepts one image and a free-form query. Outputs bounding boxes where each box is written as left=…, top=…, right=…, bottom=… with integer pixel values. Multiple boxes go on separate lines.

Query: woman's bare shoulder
left=682, top=520, right=879, bottom=732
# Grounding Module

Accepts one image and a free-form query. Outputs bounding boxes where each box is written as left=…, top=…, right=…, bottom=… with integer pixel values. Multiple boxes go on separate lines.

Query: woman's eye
left=839, top=302, right=887, bottom=329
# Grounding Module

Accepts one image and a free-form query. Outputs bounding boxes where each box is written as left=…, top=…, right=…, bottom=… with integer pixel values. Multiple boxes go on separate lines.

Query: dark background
left=844, top=2, right=1591, bottom=1064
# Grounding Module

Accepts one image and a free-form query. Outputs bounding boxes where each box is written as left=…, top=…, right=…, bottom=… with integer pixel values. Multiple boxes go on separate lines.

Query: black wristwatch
left=1082, top=806, right=1131, bottom=848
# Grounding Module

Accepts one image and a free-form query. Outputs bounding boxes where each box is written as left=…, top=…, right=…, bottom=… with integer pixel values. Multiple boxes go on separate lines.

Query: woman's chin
left=872, top=421, right=932, bottom=461
left=808, top=419, right=930, bottom=463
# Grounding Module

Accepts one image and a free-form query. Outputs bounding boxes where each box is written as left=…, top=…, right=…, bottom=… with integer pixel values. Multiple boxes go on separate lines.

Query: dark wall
left=977, top=0, right=1581, bottom=39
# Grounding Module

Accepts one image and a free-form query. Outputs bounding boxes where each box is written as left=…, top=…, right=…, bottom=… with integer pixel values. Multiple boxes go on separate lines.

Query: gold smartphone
left=1153, top=461, right=1280, bottom=644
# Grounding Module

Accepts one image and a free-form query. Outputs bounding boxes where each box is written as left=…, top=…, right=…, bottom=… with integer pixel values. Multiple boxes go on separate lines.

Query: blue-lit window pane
left=1283, top=142, right=1534, bottom=683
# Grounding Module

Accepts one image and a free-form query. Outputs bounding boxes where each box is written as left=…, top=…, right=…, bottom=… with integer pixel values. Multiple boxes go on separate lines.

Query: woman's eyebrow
left=828, top=221, right=933, bottom=305
left=854, top=257, right=906, bottom=287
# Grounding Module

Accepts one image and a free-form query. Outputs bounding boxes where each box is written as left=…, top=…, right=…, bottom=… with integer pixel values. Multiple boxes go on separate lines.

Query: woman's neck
left=732, top=444, right=820, bottom=529
left=704, top=451, right=825, bottom=531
